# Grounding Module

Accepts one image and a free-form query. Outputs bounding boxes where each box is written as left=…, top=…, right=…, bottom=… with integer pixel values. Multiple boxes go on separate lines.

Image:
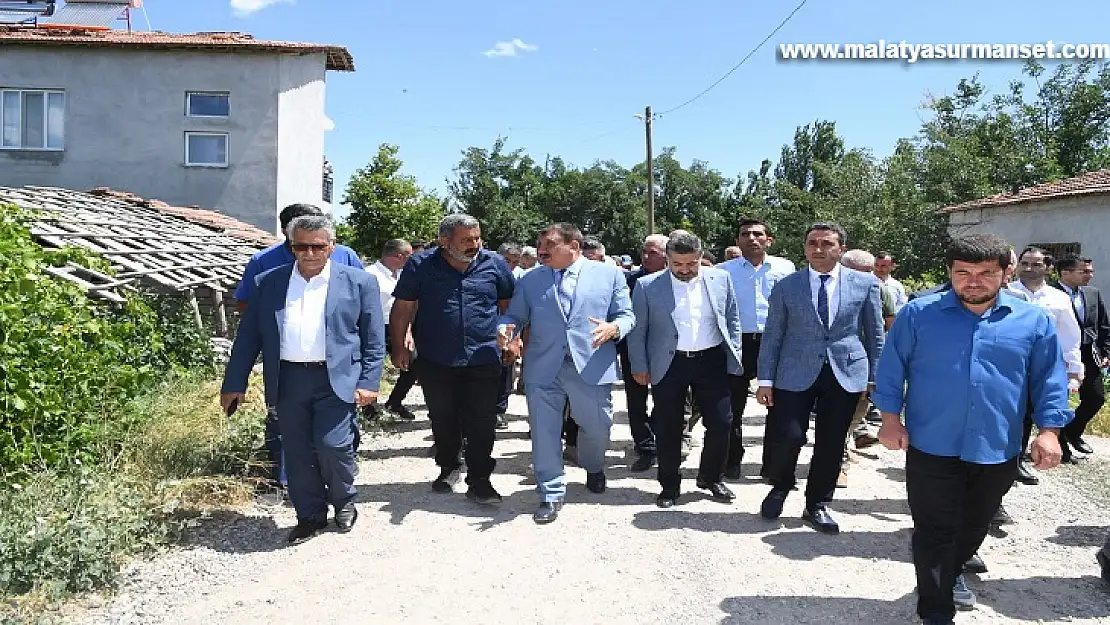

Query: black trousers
left=727, top=332, right=761, bottom=468
left=907, top=447, right=1017, bottom=621
left=384, top=324, right=419, bottom=407
left=763, top=364, right=860, bottom=506
left=419, top=360, right=501, bottom=484
left=652, top=345, right=733, bottom=491
left=619, top=341, right=655, bottom=455
left=562, top=400, right=578, bottom=446
left=496, top=363, right=513, bottom=414
left=1065, top=349, right=1105, bottom=449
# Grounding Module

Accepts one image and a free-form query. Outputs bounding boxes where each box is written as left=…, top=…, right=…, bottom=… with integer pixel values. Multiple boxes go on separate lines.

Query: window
left=0, top=89, right=65, bottom=150
left=1029, top=242, right=1081, bottom=261
left=185, top=132, right=228, bottom=167
left=186, top=92, right=229, bottom=117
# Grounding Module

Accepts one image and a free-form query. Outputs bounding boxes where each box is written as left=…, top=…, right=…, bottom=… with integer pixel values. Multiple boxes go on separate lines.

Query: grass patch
left=1069, top=379, right=1110, bottom=437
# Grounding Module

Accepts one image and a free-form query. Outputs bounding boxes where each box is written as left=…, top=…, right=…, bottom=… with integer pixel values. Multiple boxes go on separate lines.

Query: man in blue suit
left=221, top=214, right=385, bottom=545
left=627, top=232, right=744, bottom=507
left=756, top=222, right=884, bottom=534
left=498, top=223, right=635, bottom=524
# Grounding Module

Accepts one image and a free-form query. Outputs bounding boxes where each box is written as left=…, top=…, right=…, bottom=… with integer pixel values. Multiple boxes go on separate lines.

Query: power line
left=656, top=0, right=810, bottom=116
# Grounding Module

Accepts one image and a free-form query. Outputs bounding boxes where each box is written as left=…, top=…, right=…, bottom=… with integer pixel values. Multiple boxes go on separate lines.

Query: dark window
left=187, top=93, right=230, bottom=117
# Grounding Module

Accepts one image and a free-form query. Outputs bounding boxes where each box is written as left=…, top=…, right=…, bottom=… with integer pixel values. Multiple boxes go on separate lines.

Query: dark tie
left=817, top=274, right=830, bottom=328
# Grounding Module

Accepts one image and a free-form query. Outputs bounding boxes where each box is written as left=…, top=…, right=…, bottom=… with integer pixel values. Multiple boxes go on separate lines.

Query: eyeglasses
left=291, top=243, right=330, bottom=253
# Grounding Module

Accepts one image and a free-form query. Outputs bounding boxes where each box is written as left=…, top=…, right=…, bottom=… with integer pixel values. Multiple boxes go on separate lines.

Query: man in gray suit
left=221, top=214, right=385, bottom=544
left=627, top=232, right=743, bottom=507
left=756, top=222, right=884, bottom=534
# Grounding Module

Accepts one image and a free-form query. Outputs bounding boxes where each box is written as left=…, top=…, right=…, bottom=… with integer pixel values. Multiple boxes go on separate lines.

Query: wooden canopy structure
left=0, top=186, right=278, bottom=335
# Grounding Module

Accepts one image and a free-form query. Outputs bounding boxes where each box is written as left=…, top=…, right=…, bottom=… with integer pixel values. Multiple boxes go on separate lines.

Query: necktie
left=817, top=274, right=830, bottom=328
left=556, top=269, right=572, bottom=317
left=1073, top=290, right=1084, bottom=323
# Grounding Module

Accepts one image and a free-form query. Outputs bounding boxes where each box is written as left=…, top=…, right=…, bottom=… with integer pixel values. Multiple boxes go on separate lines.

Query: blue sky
left=145, top=0, right=1110, bottom=219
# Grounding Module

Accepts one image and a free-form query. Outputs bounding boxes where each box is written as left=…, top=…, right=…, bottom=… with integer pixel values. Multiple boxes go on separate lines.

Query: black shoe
left=1062, top=451, right=1080, bottom=465
left=760, top=489, right=789, bottom=519
left=656, top=489, right=679, bottom=508
left=952, top=574, right=976, bottom=609
left=921, top=618, right=955, bottom=625
left=802, top=504, right=840, bottom=534
left=426, top=443, right=437, bottom=458
left=432, top=468, right=460, bottom=493
left=1015, top=460, right=1039, bottom=485
left=991, top=504, right=1014, bottom=526
left=586, top=471, right=607, bottom=494
left=696, top=478, right=735, bottom=503
left=495, top=413, right=509, bottom=430
left=287, top=519, right=328, bottom=544
left=963, top=553, right=987, bottom=574
left=334, top=503, right=358, bottom=532
left=630, top=454, right=656, bottom=473
left=1073, top=436, right=1094, bottom=454
left=466, top=482, right=503, bottom=505
left=384, top=404, right=415, bottom=424
left=533, top=500, right=562, bottom=524
left=1097, top=549, right=1110, bottom=585
left=723, top=464, right=743, bottom=481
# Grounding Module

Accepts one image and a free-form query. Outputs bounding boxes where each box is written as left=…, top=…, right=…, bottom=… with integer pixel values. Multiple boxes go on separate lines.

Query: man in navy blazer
left=221, top=214, right=385, bottom=545
left=498, top=223, right=635, bottom=524
left=627, top=232, right=744, bottom=507
left=756, top=222, right=884, bottom=534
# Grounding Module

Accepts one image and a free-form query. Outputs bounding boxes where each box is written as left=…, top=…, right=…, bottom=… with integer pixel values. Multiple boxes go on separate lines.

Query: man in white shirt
left=221, top=214, right=385, bottom=544
left=874, top=251, right=908, bottom=311
left=1009, top=246, right=1084, bottom=485
left=517, top=246, right=538, bottom=278
left=718, top=218, right=795, bottom=479
left=367, top=238, right=416, bottom=421
left=626, top=232, right=744, bottom=507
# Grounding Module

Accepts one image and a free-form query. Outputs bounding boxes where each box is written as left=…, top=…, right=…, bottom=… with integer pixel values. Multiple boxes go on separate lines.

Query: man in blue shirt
left=873, top=233, right=1072, bottom=625
left=391, top=214, right=516, bottom=506
left=233, top=203, right=365, bottom=489
left=718, top=218, right=795, bottom=479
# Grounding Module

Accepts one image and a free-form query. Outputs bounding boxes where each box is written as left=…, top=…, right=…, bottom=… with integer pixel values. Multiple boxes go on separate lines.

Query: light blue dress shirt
left=719, top=254, right=795, bottom=333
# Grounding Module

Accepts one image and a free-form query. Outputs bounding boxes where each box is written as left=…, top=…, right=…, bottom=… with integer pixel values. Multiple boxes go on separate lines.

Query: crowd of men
left=221, top=202, right=1109, bottom=625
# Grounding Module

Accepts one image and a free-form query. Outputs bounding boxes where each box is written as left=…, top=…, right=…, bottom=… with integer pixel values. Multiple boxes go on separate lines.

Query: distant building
left=944, top=169, right=1110, bottom=293
left=0, top=26, right=354, bottom=233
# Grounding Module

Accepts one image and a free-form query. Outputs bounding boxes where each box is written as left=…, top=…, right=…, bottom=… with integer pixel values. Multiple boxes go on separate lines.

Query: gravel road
left=73, top=386, right=1110, bottom=625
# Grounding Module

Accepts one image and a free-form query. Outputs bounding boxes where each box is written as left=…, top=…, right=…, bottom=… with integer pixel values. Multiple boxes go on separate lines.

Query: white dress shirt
left=758, top=264, right=842, bottom=388
left=1009, top=280, right=1084, bottom=376
left=366, top=260, right=399, bottom=319
left=670, top=272, right=724, bottom=352
left=879, top=275, right=907, bottom=311
left=281, top=261, right=330, bottom=362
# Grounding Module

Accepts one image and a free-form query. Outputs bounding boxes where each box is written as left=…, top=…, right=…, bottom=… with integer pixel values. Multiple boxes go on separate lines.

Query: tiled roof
left=86, top=188, right=278, bottom=246
left=0, top=28, right=355, bottom=71
left=941, top=169, right=1110, bottom=213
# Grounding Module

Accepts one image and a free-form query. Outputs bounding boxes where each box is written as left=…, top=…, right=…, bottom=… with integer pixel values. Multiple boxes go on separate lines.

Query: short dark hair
left=581, top=237, right=604, bottom=253
left=666, top=231, right=703, bottom=256
left=541, top=223, right=584, bottom=245
left=1057, top=253, right=1092, bottom=273
left=875, top=251, right=894, bottom=261
left=738, top=217, right=771, bottom=237
left=1019, top=246, right=1054, bottom=267
left=382, top=238, right=410, bottom=256
left=701, top=250, right=717, bottom=264
left=804, top=222, right=848, bottom=247
left=279, top=203, right=323, bottom=231
left=410, top=239, right=428, bottom=251
left=945, top=234, right=1012, bottom=269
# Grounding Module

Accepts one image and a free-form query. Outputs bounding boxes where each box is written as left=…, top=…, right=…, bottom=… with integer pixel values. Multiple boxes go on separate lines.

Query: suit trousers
left=619, top=340, right=655, bottom=455
left=276, top=361, right=359, bottom=522
left=384, top=324, right=419, bottom=407
left=652, top=345, right=733, bottom=491
left=1065, top=349, right=1105, bottom=447
left=763, top=364, right=860, bottom=506
left=497, top=362, right=514, bottom=414
left=727, top=332, right=761, bottom=468
left=526, top=359, right=614, bottom=501
left=419, top=360, right=501, bottom=484
left=907, top=447, right=1017, bottom=621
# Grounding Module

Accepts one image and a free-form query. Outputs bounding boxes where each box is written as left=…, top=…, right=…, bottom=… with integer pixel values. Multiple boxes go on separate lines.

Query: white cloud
left=230, top=0, right=292, bottom=17
left=482, top=38, right=538, bottom=58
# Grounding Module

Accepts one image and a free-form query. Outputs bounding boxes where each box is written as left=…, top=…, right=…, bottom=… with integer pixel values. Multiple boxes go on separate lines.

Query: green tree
left=343, top=144, right=443, bottom=258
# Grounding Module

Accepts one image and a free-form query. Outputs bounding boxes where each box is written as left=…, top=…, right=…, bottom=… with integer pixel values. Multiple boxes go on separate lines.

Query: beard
left=956, top=287, right=1000, bottom=305
left=672, top=271, right=697, bottom=282
left=446, top=246, right=479, bottom=264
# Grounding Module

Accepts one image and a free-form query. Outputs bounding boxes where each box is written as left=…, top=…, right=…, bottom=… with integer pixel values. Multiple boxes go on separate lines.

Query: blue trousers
left=525, top=360, right=613, bottom=501
left=276, top=362, right=358, bottom=522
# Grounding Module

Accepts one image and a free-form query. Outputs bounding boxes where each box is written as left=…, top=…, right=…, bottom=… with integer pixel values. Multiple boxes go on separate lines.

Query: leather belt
left=281, top=360, right=327, bottom=369
left=676, top=344, right=722, bottom=358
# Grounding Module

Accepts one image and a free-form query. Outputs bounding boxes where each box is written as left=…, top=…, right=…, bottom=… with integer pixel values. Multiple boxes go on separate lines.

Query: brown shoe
left=836, top=469, right=849, bottom=488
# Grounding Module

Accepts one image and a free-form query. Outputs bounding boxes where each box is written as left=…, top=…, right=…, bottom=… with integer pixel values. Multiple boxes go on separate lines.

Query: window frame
left=0, top=88, right=66, bottom=151
left=185, top=92, right=230, bottom=119
left=184, top=131, right=230, bottom=168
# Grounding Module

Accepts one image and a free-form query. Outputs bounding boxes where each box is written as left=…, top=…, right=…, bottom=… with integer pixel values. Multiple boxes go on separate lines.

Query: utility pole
left=635, top=106, right=655, bottom=236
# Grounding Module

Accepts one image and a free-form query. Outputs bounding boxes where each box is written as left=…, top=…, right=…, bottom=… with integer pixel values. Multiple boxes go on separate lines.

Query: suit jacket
left=502, top=258, right=635, bottom=386
left=1052, top=281, right=1110, bottom=361
left=221, top=263, right=386, bottom=407
left=626, top=268, right=743, bottom=385
left=759, top=267, right=884, bottom=393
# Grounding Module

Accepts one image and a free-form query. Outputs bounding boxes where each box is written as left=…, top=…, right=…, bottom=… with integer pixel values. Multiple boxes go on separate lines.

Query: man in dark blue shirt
left=873, top=233, right=1072, bottom=625
left=390, top=214, right=515, bottom=505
